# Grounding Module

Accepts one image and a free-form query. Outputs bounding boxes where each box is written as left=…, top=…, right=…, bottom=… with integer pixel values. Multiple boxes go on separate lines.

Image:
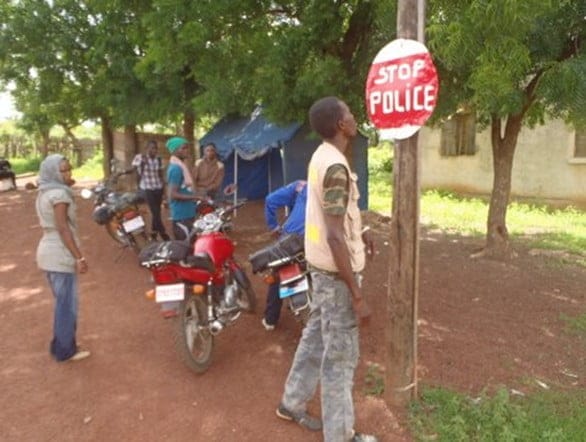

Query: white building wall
left=419, top=120, right=586, bottom=205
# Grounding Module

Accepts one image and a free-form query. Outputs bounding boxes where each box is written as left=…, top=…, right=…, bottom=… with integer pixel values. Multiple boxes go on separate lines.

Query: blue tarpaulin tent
left=199, top=107, right=301, bottom=200
left=199, top=107, right=368, bottom=209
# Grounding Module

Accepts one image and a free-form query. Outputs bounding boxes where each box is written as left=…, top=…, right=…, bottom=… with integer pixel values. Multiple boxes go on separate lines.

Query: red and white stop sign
left=365, top=39, right=439, bottom=140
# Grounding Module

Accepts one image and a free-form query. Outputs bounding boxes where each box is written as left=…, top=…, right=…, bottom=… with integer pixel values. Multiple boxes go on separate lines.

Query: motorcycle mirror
left=80, top=188, right=93, bottom=199
left=223, top=183, right=237, bottom=196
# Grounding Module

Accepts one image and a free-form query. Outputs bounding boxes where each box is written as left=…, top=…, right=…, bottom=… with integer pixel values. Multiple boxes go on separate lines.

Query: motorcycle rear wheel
left=105, top=219, right=128, bottom=246
left=174, top=295, right=214, bottom=374
left=105, top=220, right=148, bottom=254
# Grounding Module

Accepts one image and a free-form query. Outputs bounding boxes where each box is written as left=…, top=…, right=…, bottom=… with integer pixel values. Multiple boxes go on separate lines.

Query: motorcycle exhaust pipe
left=209, top=319, right=224, bottom=335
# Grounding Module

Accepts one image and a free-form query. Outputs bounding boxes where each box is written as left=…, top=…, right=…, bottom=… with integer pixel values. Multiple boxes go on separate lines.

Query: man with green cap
left=165, top=137, right=198, bottom=240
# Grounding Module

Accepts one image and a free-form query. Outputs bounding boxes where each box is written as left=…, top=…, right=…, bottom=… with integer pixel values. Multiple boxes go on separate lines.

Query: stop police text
left=369, top=58, right=435, bottom=114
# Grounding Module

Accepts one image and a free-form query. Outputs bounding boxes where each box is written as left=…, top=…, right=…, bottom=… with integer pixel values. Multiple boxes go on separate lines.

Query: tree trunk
left=40, top=130, right=50, bottom=158
left=123, top=124, right=138, bottom=162
left=483, top=115, right=522, bottom=258
left=101, top=116, right=114, bottom=178
left=183, top=110, right=197, bottom=160
left=181, top=70, right=198, bottom=161
left=63, top=125, right=82, bottom=167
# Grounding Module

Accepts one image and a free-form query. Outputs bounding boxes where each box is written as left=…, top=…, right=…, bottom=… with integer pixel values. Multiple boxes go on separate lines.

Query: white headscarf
left=37, top=154, right=72, bottom=196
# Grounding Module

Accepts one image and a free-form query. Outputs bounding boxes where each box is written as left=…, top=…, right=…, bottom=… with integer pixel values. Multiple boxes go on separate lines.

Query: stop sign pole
left=387, top=0, right=426, bottom=407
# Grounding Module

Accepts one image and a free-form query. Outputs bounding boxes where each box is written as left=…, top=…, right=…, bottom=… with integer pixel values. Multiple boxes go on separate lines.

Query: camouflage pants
left=281, top=271, right=360, bottom=442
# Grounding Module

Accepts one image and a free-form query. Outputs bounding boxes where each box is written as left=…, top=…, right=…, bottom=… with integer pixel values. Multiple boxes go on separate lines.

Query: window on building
left=574, top=128, right=586, bottom=158
left=440, top=112, right=476, bottom=156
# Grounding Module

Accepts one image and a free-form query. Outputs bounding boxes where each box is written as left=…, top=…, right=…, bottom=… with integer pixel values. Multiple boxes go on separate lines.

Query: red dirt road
left=0, top=180, right=584, bottom=441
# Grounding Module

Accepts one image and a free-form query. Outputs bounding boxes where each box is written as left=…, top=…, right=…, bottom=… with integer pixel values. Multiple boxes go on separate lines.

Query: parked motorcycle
left=81, top=170, right=148, bottom=254
left=249, top=233, right=311, bottom=325
left=139, top=202, right=257, bottom=374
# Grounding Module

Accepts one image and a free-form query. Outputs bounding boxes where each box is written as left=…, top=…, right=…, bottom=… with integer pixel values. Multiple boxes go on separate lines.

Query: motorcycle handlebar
left=219, top=201, right=246, bottom=218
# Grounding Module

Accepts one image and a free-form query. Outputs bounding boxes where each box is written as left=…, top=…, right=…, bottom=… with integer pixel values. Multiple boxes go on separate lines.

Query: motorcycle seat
left=138, top=240, right=191, bottom=264
left=184, top=253, right=215, bottom=273
left=248, top=233, right=304, bottom=273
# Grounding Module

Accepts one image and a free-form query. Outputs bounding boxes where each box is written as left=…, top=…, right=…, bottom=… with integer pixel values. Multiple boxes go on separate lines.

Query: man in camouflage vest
left=275, top=97, right=376, bottom=442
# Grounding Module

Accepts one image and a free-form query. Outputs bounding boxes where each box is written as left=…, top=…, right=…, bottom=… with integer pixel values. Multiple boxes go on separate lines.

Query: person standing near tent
left=261, top=180, right=307, bottom=331
left=161, top=137, right=198, bottom=318
left=165, top=136, right=198, bottom=240
left=275, top=96, right=376, bottom=442
left=130, top=139, right=170, bottom=241
left=193, top=143, right=225, bottom=200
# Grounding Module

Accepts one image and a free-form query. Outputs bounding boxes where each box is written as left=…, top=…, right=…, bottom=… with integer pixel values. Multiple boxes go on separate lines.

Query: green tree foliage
left=2, top=1, right=396, bottom=131
left=241, top=1, right=397, bottom=124
left=0, top=0, right=163, bottom=170
left=0, top=0, right=80, bottom=153
left=427, top=0, right=586, bottom=256
left=138, top=1, right=397, bottom=124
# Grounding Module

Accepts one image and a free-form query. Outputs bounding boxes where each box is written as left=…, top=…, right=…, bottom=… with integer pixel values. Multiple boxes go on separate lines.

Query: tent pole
left=233, top=151, right=238, bottom=216
left=280, top=142, right=289, bottom=217
left=268, top=149, right=272, bottom=193
left=280, top=141, right=286, bottom=185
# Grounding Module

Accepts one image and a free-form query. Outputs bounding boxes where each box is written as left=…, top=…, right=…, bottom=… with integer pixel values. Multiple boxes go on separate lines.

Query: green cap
left=166, top=137, right=188, bottom=153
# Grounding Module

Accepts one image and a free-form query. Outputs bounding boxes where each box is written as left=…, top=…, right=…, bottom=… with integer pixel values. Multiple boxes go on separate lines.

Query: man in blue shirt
left=165, top=137, right=198, bottom=240
left=160, top=137, right=199, bottom=319
left=262, top=180, right=307, bottom=330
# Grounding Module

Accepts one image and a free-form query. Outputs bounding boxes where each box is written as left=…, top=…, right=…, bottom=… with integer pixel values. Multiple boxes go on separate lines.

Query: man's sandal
left=276, top=403, right=322, bottom=431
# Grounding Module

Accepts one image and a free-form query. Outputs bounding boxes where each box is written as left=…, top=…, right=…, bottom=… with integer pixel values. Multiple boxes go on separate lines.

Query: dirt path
left=0, top=180, right=584, bottom=442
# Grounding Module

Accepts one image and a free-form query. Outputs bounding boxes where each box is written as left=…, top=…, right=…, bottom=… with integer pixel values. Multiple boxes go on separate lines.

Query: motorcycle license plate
left=155, top=283, right=185, bottom=303
left=123, top=215, right=145, bottom=233
left=279, top=262, right=304, bottom=285
left=279, top=276, right=309, bottom=299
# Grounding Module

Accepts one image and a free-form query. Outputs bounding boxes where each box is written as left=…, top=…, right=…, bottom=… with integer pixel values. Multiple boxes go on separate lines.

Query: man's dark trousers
left=145, top=188, right=167, bottom=239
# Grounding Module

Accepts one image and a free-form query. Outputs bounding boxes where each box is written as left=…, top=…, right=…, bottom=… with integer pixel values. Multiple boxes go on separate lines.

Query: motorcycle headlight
left=202, top=213, right=218, bottom=223
left=193, top=218, right=208, bottom=232
left=80, top=188, right=93, bottom=199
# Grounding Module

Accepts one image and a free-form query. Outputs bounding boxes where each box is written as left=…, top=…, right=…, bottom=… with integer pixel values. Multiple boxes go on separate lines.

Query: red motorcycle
left=139, top=202, right=256, bottom=374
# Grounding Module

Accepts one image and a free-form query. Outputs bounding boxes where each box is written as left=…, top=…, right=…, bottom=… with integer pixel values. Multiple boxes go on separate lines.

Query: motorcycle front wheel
left=174, top=295, right=214, bottom=374
left=232, top=266, right=257, bottom=313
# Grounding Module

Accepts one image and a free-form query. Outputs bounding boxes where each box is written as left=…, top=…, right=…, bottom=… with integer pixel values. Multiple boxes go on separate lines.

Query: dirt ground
left=1, top=177, right=584, bottom=442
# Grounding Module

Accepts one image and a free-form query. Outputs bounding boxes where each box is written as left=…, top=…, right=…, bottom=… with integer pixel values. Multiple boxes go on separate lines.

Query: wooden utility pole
left=385, top=0, right=422, bottom=407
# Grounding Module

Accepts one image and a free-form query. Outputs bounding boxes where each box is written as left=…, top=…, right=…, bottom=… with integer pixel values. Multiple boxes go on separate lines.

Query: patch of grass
left=560, top=313, right=586, bottom=338
left=508, top=204, right=586, bottom=256
left=369, top=143, right=394, bottom=173
left=367, top=146, right=586, bottom=258
left=363, top=363, right=385, bottom=397
left=9, top=157, right=42, bottom=175
left=73, top=149, right=104, bottom=180
left=421, top=190, right=487, bottom=237
left=409, top=387, right=586, bottom=442
left=8, top=150, right=104, bottom=180
left=368, top=145, right=393, bottom=214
